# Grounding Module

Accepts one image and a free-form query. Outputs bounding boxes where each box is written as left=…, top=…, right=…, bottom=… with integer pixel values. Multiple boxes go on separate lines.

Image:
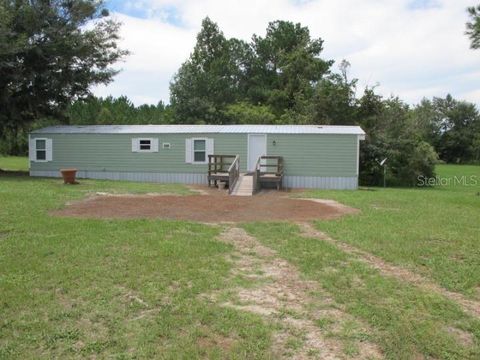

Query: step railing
left=253, top=156, right=262, bottom=194
left=208, top=154, right=238, bottom=176
left=254, top=155, right=284, bottom=191
left=258, top=156, right=284, bottom=177
left=228, top=155, right=240, bottom=194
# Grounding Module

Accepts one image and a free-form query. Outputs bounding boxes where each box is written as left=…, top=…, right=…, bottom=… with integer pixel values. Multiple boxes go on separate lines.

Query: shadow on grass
left=0, top=169, right=29, bottom=177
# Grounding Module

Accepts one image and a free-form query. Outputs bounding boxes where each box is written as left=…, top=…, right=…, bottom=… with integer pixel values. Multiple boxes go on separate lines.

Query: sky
left=94, top=0, right=480, bottom=106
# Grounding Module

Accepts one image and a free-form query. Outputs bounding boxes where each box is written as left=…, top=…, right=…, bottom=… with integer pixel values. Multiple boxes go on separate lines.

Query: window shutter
left=131, top=138, right=139, bottom=152
left=46, top=139, right=53, bottom=161
left=152, top=138, right=159, bottom=152
left=29, top=137, right=36, bottom=162
left=206, top=138, right=214, bottom=157
left=185, top=138, right=193, bottom=163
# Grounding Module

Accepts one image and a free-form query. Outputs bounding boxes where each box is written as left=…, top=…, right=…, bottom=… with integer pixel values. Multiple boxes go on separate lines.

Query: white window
left=30, top=137, right=52, bottom=162
left=185, top=138, right=214, bottom=164
left=193, top=139, right=206, bottom=163
left=131, top=138, right=158, bottom=152
left=139, top=139, right=152, bottom=151
left=36, top=139, right=47, bottom=161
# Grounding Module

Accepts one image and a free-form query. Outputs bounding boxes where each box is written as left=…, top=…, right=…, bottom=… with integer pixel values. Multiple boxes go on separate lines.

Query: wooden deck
left=209, top=155, right=284, bottom=195
left=208, top=155, right=240, bottom=194
left=255, top=156, right=284, bottom=191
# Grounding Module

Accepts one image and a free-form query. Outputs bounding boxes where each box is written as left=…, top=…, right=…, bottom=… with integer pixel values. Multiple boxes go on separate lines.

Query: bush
left=386, top=139, right=438, bottom=187
left=222, top=103, right=277, bottom=124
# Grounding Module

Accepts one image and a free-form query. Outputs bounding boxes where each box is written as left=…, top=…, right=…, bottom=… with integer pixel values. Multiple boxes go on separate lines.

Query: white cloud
left=93, top=0, right=480, bottom=106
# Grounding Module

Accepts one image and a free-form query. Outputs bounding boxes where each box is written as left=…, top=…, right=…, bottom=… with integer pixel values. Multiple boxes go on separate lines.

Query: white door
left=248, top=134, right=267, bottom=171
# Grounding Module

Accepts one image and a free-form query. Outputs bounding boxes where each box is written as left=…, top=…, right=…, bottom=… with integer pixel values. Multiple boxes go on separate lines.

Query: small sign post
left=379, top=158, right=387, bottom=188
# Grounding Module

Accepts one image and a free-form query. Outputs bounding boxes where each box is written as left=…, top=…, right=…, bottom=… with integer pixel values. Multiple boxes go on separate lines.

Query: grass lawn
left=243, top=164, right=480, bottom=359
left=0, top=171, right=271, bottom=358
left=0, top=156, right=29, bottom=171
left=1, top=157, right=480, bottom=359
left=304, top=164, right=480, bottom=297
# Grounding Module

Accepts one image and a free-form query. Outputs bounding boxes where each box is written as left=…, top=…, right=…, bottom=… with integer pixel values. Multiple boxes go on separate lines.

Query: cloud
left=93, top=0, right=479, bottom=106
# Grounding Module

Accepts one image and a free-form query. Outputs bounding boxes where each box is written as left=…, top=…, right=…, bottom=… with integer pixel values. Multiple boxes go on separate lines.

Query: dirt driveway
left=53, top=187, right=357, bottom=223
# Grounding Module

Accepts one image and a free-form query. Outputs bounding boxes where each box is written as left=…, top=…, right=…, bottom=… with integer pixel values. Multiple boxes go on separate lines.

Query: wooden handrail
left=256, top=156, right=284, bottom=175
left=208, top=155, right=237, bottom=176
left=256, top=156, right=284, bottom=190
left=252, top=156, right=262, bottom=194
left=228, top=155, right=240, bottom=194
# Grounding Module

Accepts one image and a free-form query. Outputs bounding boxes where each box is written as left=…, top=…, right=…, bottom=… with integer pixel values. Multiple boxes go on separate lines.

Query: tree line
left=1, top=2, right=480, bottom=186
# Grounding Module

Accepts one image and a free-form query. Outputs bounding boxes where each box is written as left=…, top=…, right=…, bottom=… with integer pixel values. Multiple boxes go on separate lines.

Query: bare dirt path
left=215, top=226, right=382, bottom=359
left=298, top=222, right=480, bottom=319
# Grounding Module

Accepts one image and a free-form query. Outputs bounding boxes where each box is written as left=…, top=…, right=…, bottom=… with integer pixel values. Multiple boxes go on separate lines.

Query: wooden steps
left=231, top=174, right=254, bottom=196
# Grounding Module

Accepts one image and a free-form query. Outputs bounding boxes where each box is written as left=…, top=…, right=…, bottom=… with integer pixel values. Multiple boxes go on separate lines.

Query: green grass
left=301, top=164, right=480, bottom=297
left=0, top=156, right=29, bottom=171
left=0, top=173, right=272, bottom=358
left=241, top=164, right=480, bottom=359
left=242, top=221, right=480, bottom=359
left=2, top=156, right=480, bottom=359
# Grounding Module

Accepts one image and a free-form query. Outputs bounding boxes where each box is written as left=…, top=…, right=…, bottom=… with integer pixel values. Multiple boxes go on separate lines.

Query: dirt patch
left=298, top=222, right=480, bottom=320
left=445, top=326, right=474, bottom=347
left=0, top=230, right=11, bottom=240
left=93, top=191, right=182, bottom=197
left=197, top=335, right=235, bottom=352
left=297, top=198, right=359, bottom=215
left=214, top=227, right=382, bottom=359
left=52, top=190, right=357, bottom=223
left=187, top=185, right=210, bottom=195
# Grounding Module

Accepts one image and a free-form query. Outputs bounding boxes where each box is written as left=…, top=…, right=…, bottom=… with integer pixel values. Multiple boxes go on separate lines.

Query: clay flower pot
left=60, top=168, right=78, bottom=184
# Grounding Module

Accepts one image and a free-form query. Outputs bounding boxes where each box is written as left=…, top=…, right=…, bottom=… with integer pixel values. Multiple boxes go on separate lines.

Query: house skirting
left=30, top=170, right=208, bottom=185
left=30, top=170, right=358, bottom=190
left=283, top=176, right=358, bottom=190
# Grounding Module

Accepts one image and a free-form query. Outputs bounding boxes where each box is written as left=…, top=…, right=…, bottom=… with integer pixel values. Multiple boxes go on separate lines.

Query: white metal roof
left=32, top=124, right=365, bottom=135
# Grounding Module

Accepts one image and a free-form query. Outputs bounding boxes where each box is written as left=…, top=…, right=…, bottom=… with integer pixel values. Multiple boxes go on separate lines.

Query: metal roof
left=32, top=124, right=365, bottom=135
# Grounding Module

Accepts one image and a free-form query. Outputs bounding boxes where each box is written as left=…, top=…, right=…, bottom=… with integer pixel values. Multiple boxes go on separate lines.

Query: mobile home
left=29, top=124, right=365, bottom=189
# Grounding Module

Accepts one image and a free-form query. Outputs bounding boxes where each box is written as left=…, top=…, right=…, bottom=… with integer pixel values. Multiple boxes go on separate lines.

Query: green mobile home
left=29, top=125, right=365, bottom=189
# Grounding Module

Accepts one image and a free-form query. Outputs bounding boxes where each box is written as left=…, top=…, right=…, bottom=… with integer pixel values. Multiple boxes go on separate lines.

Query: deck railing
left=208, top=154, right=240, bottom=192
left=254, top=156, right=284, bottom=191
left=227, top=155, right=240, bottom=194
left=253, top=156, right=262, bottom=194
left=208, top=155, right=237, bottom=176
left=257, top=156, right=284, bottom=176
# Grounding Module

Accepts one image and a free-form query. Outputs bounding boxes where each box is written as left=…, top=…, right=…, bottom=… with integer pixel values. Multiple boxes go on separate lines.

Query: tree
left=247, top=20, right=332, bottom=116
left=222, top=102, right=276, bottom=124
left=466, top=4, right=480, bottom=49
left=308, top=60, right=358, bottom=125
left=0, top=0, right=128, bottom=154
left=432, top=95, right=480, bottom=163
left=170, top=18, right=333, bottom=123
left=356, top=89, right=438, bottom=186
left=170, top=17, right=251, bottom=124
left=410, top=98, right=443, bottom=148
left=66, top=96, right=173, bottom=125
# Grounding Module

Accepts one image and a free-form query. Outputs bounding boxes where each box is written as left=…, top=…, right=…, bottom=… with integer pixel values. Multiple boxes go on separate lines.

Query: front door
left=248, top=134, right=267, bottom=171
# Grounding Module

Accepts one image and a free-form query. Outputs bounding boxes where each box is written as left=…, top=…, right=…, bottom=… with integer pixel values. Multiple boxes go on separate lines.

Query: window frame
left=192, top=138, right=208, bottom=164
left=35, top=138, right=48, bottom=162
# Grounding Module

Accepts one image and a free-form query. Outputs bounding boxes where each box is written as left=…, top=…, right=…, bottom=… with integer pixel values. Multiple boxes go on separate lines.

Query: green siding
left=30, top=132, right=358, bottom=177
left=267, top=134, right=358, bottom=177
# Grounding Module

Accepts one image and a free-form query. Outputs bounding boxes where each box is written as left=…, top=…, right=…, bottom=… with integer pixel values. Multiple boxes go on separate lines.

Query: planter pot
left=60, top=168, right=78, bottom=184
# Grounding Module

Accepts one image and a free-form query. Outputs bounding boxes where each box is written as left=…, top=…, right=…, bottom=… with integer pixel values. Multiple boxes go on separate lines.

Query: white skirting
left=29, top=170, right=208, bottom=185
left=30, top=170, right=358, bottom=189
left=283, top=176, right=358, bottom=190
